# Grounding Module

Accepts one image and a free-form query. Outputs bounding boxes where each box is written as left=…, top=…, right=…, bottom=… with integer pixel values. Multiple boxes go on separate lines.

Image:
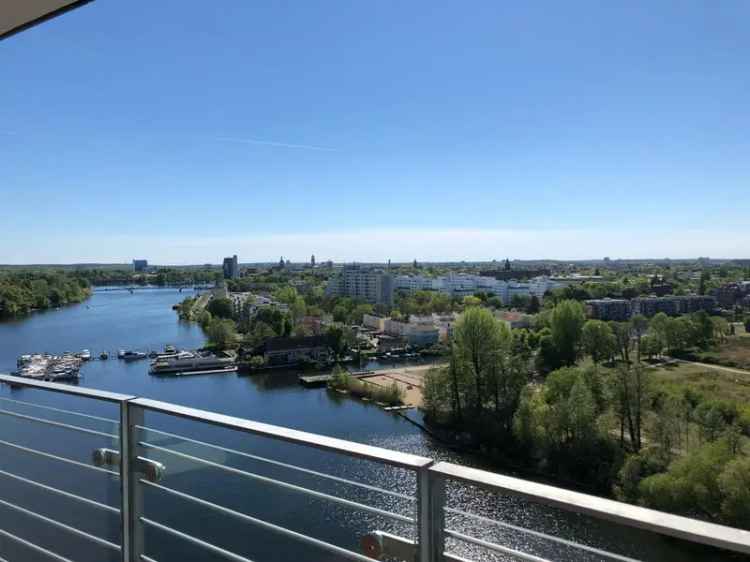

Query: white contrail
left=216, top=136, right=336, bottom=152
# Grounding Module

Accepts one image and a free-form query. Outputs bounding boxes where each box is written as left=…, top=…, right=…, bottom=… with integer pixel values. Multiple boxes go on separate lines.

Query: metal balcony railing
left=0, top=373, right=748, bottom=562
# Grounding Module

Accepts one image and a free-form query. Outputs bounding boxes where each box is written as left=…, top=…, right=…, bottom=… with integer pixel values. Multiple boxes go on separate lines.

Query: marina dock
left=15, top=354, right=83, bottom=381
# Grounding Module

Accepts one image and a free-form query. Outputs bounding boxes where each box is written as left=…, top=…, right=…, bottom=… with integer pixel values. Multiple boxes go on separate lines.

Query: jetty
left=298, top=370, right=374, bottom=387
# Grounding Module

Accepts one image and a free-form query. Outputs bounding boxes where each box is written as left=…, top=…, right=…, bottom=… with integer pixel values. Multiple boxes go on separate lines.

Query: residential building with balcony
left=631, top=295, right=716, bottom=317
left=586, top=298, right=632, bottom=321
left=325, top=265, right=394, bottom=306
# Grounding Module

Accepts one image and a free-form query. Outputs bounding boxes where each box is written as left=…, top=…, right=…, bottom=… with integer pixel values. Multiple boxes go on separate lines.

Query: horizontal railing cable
left=0, top=438, right=119, bottom=477
left=446, top=507, right=641, bottom=562
left=140, top=517, right=255, bottom=562
left=0, top=396, right=118, bottom=425
left=0, top=497, right=120, bottom=552
left=138, top=425, right=413, bottom=502
left=445, top=528, right=552, bottom=562
left=0, top=528, right=77, bottom=562
left=141, top=479, right=377, bottom=562
left=0, top=469, right=119, bottom=515
left=0, top=407, right=118, bottom=439
left=139, top=441, right=413, bottom=524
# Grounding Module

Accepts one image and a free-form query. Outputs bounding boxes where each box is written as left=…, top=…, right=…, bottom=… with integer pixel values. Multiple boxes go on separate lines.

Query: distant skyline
left=1, top=227, right=747, bottom=265
left=2, top=2, right=749, bottom=263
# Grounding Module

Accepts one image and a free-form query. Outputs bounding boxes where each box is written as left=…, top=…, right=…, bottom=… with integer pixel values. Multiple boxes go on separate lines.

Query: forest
left=0, top=272, right=92, bottom=318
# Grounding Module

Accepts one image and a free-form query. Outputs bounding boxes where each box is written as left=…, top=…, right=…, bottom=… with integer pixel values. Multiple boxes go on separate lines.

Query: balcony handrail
left=0, top=468, right=119, bottom=515
left=0, top=396, right=120, bottom=425
left=138, top=439, right=414, bottom=524
left=130, top=397, right=433, bottom=470
left=0, top=437, right=119, bottom=477
left=138, top=425, right=414, bottom=501
left=0, top=374, right=135, bottom=403
left=431, top=461, right=750, bottom=556
left=0, top=406, right=119, bottom=439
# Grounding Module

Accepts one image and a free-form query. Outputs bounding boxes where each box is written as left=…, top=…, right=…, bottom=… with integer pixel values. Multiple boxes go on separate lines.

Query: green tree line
left=0, top=272, right=91, bottom=318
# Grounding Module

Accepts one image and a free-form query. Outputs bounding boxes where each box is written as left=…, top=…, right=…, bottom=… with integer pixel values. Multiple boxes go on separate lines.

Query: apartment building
left=715, top=282, right=750, bottom=308
left=325, top=265, right=394, bottom=306
left=393, top=274, right=562, bottom=304
left=630, top=295, right=716, bottom=318
left=586, top=299, right=631, bottom=321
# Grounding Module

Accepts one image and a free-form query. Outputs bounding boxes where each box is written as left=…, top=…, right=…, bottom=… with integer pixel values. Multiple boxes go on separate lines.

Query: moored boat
left=149, top=353, right=236, bottom=375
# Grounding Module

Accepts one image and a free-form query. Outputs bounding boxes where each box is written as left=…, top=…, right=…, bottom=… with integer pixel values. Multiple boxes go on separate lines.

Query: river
left=0, top=288, right=734, bottom=562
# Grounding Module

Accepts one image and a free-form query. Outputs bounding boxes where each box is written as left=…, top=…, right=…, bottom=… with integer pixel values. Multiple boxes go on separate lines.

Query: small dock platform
left=298, top=370, right=374, bottom=387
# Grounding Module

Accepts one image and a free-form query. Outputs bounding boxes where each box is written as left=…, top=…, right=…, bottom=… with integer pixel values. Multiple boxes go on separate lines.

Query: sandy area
left=361, top=363, right=446, bottom=408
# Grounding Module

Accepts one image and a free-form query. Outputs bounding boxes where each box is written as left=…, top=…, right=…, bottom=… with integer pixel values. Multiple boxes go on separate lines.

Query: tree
left=581, top=320, right=617, bottom=364
left=350, top=303, right=374, bottom=325
left=712, top=317, right=730, bottom=344
left=640, top=334, right=661, bottom=360
left=550, top=300, right=586, bottom=367
left=207, top=297, right=234, bottom=319
left=327, top=325, right=354, bottom=358
left=718, top=457, right=750, bottom=528
left=648, top=313, right=671, bottom=354
left=536, top=329, right=559, bottom=373
left=527, top=295, right=541, bottom=314
left=332, top=304, right=349, bottom=324
left=510, top=294, right=531, bottom=310
left=664, top=317, right=690, bottom=354
left=244, top=321, right=276, bottom=347
left=423, top=366, right=452, bottom=421
left=611, top=364, right=650, bottom=451
left=462, top=295, right=482, bottom=308
left=290, top=295, right=307, bottom=324
left=452, top=307, right=510, bottom=414
left=567, top=375, right=597, bottom=444
left=692, top=311, right=715, bottom=349
left=610, top=322, right=632, bottom=363
left=630, top=315, right=649, bottom=363
left=206, top=318, right=237, bottom=349
left=638, top=438, right=735, bottom=520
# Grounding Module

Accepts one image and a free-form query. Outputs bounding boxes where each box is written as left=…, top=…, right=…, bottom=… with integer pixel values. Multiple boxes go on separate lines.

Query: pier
left=298, top=370, right=374, bottom=387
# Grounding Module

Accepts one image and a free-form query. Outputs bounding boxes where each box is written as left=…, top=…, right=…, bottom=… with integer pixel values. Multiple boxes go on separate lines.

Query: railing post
left=417, top=465, right=445, bottom=562
left=120, top=400, right=144, bottom=562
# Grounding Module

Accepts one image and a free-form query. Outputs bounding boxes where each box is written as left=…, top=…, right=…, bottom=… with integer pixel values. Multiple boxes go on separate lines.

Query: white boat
left=78, top=349, right=92, bottom=361
left=150, top=354, right=235, bottom=375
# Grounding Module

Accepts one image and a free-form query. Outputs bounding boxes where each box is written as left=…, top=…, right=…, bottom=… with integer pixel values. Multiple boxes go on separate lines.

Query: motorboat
left=121, top=351, right=147, bottom=361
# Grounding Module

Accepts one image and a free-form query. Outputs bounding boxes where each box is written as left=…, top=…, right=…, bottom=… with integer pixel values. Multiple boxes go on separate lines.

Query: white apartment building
left=393, top=274, right=563, bottom=304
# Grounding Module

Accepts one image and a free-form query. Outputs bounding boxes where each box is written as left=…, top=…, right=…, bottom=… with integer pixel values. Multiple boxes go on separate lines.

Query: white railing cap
left=431, top=461, right=750, bottom=555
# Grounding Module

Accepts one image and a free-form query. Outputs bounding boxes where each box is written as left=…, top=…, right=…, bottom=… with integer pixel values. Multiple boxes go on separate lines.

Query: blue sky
left=1, top=1, right=748, bottom=263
